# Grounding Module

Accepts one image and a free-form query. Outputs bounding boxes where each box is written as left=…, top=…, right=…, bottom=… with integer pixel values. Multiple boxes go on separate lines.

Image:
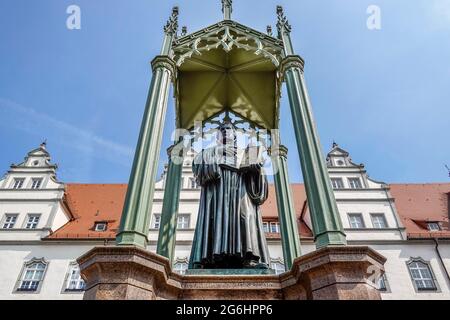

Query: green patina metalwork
left=116, top=8, right=179, bottom=248
left=157, top=145, right=184, bottom=262
left=277, top=6, right=346, bottom=248
left=271, top=145, right=302, bottom=269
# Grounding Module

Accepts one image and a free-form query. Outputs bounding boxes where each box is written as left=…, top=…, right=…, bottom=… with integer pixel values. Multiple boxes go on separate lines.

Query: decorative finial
left=40, top=140, right=47, bottom=149
left=332, top=141, right=338, bottom=148
left=164, top=6, right=179, bottom=36
left=222, top=0, right=232, bottom=20
left=266, top=25, right=273, bottom=36
left=445, top=164, right=450, bottom=178
left=276, top=5, right=292, bottom=38
left=181, top=26, right=187, bottom=36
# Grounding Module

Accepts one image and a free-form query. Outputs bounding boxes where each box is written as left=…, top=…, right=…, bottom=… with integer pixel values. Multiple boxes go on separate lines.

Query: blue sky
left=0, top=0, right=449, bottom=183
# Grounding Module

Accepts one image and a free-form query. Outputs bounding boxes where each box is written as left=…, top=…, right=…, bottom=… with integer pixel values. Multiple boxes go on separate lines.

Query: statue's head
left=218, top=122, right=236, bottom=145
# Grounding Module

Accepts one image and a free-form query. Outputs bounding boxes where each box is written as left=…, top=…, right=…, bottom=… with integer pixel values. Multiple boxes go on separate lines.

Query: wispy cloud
left=0, top=98, right=134, bottom=167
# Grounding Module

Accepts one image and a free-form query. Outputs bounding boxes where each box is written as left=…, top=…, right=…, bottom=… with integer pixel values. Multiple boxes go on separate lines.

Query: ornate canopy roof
left=172, top=19, right=284, bottom=130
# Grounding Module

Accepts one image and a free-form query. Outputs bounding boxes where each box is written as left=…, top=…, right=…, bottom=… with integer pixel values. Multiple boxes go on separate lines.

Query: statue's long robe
left=189, top=146, right=270, bottom=269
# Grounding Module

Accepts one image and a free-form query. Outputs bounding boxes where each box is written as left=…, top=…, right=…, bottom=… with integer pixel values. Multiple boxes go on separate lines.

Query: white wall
left=0, top=243, right=96, bottom=300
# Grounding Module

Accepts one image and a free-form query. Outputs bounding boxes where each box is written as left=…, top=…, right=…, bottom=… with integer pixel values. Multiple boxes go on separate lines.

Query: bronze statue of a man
left=189, top=122, right=270, bottom=269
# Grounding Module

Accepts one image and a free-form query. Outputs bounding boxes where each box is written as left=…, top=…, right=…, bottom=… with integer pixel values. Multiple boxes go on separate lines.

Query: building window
left=189, top=177, right=198, bottom=189
left=331, top=178, right=344, bottom=189
left=270, top=222, right=280, bottom=233
left=64, top=263, right=85, bottom=292
left=427, top=222, right=441, bottom=231
left=348, top=178, right=363, bottom=189
left=2, top=214, right=18, bottom=229
left=378, top=274, right=388, bottom=291
left=25, top=214, right=41, bottom=229
left=348, top=213, right=365, bottom=229
left=262, top=222, right=269, bottom=233
left=31, top=178, right=43, bottom=189
left=407, top=259, right=437, bottom=291
left=94, top=222, right=107, bottom=232
left=12, top=178, right=25, bottom=189
left=152, top=214, right=161, bottom=229
left=173, top=260, right=188, bottom=275
left=270, top=260, right=285, bottom=275
left=371, top=213, right=388, bottom=229
left=177, top=214, right=190, bottom=229
left=16, top=259, right=48, bottom=292
left=336, top=159, right=345, bottom=166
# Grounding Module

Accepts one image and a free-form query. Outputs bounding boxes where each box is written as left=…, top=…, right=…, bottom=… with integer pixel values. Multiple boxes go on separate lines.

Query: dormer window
left=427, top=222, right=440, bottom=231
left=31, top=178, right=43, bottom=189
left=270, top=222, right=280, bottom=233
left=94, top=222, right=108, bottom=232
left=336, top=159, right=345, bottom=166
left=12, top=178, right=25, bottom=189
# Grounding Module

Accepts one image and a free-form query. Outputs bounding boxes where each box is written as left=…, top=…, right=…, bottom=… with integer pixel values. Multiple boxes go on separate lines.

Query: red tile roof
left=46, top=184, right=126, bottom=240
left=389, top=183, right=450, bottom=239
left=45, top=182, right=450, bottom=241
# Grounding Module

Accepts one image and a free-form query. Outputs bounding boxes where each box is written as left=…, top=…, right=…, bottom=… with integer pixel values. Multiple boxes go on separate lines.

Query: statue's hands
left=214, top=145, right=237, bottom=163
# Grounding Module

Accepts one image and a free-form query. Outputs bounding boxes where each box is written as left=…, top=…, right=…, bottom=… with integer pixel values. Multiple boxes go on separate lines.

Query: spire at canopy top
left=222, top=0, right=232, bottom=20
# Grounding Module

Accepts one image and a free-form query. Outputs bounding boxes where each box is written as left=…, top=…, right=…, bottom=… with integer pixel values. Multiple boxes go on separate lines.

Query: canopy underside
left=176, top=47, right=280, bottom=130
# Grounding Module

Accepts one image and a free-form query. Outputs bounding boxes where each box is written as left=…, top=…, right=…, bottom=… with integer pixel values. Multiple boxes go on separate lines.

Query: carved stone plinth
left=77, top=246, right=385, bottom=300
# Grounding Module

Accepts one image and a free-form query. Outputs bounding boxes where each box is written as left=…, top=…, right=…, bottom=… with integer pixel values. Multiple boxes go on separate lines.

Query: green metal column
left=116, top=8, right=179, bottom=248
left=271, top=145, right=301, bottom=270
left=277, top=6, right=346, bottom=248
left=157, top=145, right=184, bottom=262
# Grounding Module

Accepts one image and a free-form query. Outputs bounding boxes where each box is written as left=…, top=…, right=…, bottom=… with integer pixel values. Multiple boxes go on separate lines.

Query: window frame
left=189, top=177, right=198, bottom=189
left=62, top=262, right=85, bottom=293
left=348, top=177, right=363, bottom=189
left=406, top=257, right=440, bottom=292
left=347, top=213, right=365, bottom=229
left=173, top=258, right=189, bottom=275
left=377, top=273, right=391, bottom=293
left=177, top=214, right=191, bottom=230
left=14, top=258, right=48, bottom=294
left=370, top=213, right=388, bottom=229
left=152, top=214, right=161, bottom=229
left=270, top=258, right=286, bottom=275
left=94, top=222, right=108, bottom=232
left=262, top=222, right=269, bottom=233
left=269, top=221, right=280, bottom=233
left=427, top=222, right=441, bottom=232
left=12, top=178, right=25, bottom=189
left=331, top=178, right=344, bottom=190
left=2, top=213, right=19, bottom=229
left=24, top=214, right=41, bottom=229
left=30, top=178, right=43, bottom=190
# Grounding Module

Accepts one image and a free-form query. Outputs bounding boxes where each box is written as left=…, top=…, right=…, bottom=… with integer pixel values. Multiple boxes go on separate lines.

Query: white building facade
left=0, top=143, right=449, bottom=300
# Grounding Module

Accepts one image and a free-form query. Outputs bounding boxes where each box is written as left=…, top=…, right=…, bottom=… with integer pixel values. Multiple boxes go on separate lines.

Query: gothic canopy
left=172, top=20, right=284, bottom=130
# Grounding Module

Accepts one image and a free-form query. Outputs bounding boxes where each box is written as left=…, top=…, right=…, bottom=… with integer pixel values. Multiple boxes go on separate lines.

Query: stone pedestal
left=77, top=246, right=385, bottom=300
